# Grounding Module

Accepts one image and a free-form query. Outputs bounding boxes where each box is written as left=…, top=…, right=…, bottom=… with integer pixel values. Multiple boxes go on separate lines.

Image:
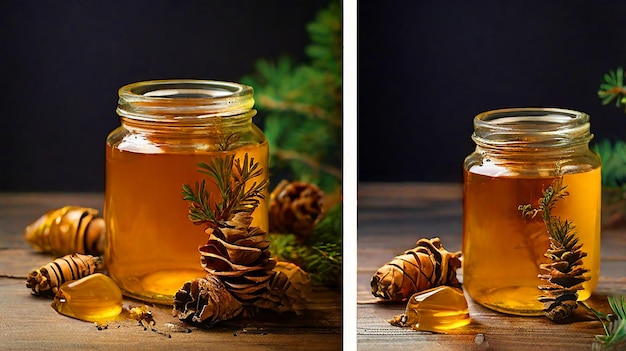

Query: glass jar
left=104, top=80, right=269, bottom=304
left=462, top=107, right=601, bottom=316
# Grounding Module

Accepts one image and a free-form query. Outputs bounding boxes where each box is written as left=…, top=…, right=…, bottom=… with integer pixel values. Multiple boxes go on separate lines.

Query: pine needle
left=268, top=202, right=343, bottom=287
left=587, top=296, right=626, bottom=350
left=182, top=152, right=268, bottom=227
left=598, top=67, right=626, bottom=111
left=240, top=0, right=342, bottom=193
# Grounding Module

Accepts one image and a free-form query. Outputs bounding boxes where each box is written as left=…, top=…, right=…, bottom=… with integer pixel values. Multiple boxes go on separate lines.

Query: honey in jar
left=462, top=108, right=601, bottom=316
left=105, top=80, right=269, bottom=304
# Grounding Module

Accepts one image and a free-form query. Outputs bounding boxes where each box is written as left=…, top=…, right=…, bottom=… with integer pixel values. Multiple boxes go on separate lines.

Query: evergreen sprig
left=519, top=175, right=579, bottom=254
left=268, top=202, right=343, bottom=287
left=308, top=242, right=342, bottom=286
left=519, top=170, right=590, bottom=321
left=598, top=67, right=626, bottom=111
left=595, top=66, right=626, bottom=224
left=593, top=139, right=626, bottom=188
left=586, top=296, right=626, bottom=350
left=217, top=133, right=240, bottom=151
left=182, top=153, right=268, bottom=227
left=241, top=0, right=342, bottom=193
left=183, top=180, right=216, bottom=224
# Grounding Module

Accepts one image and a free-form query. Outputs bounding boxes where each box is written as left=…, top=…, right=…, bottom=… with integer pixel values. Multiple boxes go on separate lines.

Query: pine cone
left=255, top=261, right=312, bottom=314
left=371, top=237, right=462, bottom=302
left=199, top=212, right=276, bottom=304
left=538, top=223, right=590, bottom=321
left=172, top=274, right=243, bottom=327
left=269, top=180, right=324, bottom=242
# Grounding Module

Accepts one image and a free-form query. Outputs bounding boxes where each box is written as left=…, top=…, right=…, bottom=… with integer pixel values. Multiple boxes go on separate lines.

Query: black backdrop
left=0, top=1, right=328, bottom=191
left=3, top=2, right=626, bottom=191
left=358, top=1, right=626, bottom=183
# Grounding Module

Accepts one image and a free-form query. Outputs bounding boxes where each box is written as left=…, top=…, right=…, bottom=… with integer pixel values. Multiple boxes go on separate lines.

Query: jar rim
left=472, top=107, right=592, bottom=148
left=117, top=79, right=255, bottom=123
left=475, top=107, right=588, bottom=129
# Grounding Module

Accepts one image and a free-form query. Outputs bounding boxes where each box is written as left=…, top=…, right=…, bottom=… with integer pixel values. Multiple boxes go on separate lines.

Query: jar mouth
left=472, top=107, right=592, bottom=148
left=117, top=79, right=255, bottom=123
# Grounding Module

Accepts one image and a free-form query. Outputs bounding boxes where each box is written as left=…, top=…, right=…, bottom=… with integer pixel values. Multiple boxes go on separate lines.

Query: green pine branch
left=241, top=0, right=342, bottom=193
left=593, top=139, right=626, bottom=188
left=182, top=180, right=216, bottom=224
left=587, top=68, right=626, bottom=350
left=596, top=67, right=626, bottom=188
left=594, top=66, right=626, bottom=223
left=182, top=153, right=269, bottom=227
left=519, top=174, right=578, bottom=253
left=585, top=296, right=626, bottom=350
left=598, top=67, right=626, bottom=110
left=268, top=202, right=342, bottom=287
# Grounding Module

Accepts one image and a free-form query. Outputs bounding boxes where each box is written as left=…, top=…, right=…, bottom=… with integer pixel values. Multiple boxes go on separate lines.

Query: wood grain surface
left=3, top=184, right=625, bottom=351
left=358, top=183, right=626, bottom=351
left=0, top=193, right=342, bottom=351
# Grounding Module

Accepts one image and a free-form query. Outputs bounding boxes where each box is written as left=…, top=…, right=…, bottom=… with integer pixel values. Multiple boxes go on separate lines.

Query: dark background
left=2, top=2, right=626, bottom=191
left=358, top=1, right=626, bottom=183
left=0, top=1, right=328, bottom=191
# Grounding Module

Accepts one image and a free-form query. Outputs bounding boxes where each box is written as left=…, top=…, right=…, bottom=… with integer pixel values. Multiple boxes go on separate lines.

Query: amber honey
left=105, top=80, right=268, bottom=304
left=462, top=107, right=601, bottom=316
left=463, top=167, right=601, bottom=315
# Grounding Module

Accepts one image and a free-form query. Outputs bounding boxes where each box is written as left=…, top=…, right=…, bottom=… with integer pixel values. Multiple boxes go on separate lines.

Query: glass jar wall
left=462, top=108, right=601, bottom=316
left=105, top=80, right=269, bottom=304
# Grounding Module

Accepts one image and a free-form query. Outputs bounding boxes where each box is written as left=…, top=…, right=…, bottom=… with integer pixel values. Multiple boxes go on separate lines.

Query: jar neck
left=116, top=79, right=256, bottom=134
left=120, top=111, right=256, bottom=137
left=471, top=107, right=593, bottom=158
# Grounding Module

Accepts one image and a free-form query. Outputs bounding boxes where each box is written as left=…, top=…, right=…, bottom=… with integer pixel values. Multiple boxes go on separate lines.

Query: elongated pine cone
left=23, top=206, right=105, bottom=256
left=371, top=237, right=462, bottom=302
left=255, top=261, right=312, bottom=314
left=172, top=274, right=243, bottom=327
left=200, top=212, right=276, bottom=304
left=538, top=228, right=589, bottom=321
left=269, top=180, right=324, bottom=242
left=26, top=253, right=99, bottom=296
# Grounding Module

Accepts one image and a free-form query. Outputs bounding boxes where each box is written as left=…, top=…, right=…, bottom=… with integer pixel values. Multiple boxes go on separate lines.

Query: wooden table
left=0, top=193, right=342, bottom=350
left=358, top=183, right=626, bottom=351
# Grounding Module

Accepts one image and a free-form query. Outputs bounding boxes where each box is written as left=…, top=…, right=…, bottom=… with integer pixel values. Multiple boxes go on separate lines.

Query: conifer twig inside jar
left=519, top=168, right=590, bottom=321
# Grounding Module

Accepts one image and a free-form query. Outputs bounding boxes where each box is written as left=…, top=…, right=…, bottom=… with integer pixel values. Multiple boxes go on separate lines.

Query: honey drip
left=52, top=273, right=123, bottom=322
left=463, top=167, right=601, bottom=315
left=104, top=141, right=269, bottom=304
left=389, top=286, right=470, bottom=333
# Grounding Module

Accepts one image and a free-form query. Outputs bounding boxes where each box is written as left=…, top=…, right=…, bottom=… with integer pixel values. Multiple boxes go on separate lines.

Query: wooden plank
left=0, top=193, right=342, bottom=350
left=1, top=275, right=341, bottom=351
left=357, top=183, right=626, bottom=351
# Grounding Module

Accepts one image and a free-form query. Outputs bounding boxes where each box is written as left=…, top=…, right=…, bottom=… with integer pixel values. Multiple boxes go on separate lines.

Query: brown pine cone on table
left=269, top=180, right=324, bottom=242
left=254, top=261, right=312, bottom=314
left=172, top=274, right=243, bottom=327
left=371, top=238, right=462, bottom=302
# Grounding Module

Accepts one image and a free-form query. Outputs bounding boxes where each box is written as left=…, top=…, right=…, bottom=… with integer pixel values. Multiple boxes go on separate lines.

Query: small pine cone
left=538, top=237, right=590, bottom=321
left=200, top=212, right=276, bottom=304
left=26, top=253, right=100, bottom=296
left=172, top=274, right=243, bottom=327
left=255, top=261, right=312, bottom=314
left=371, top=237, right=462, bottom=302
left=269, top=180, right=324, bottom=242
